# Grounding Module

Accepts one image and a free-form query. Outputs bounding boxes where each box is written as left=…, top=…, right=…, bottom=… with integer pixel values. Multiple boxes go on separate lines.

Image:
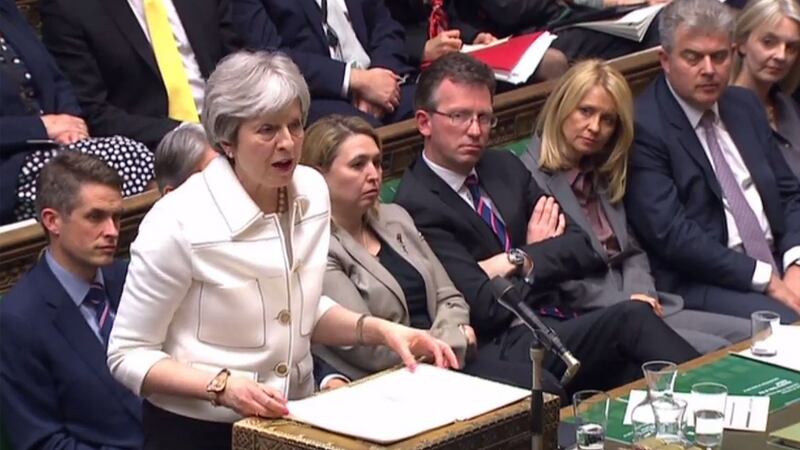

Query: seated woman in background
left=731, top=0, right=800, bottom=178
left=0, top=0, right=153, bottom=224
left=302, top=115, right=564, bottom=394
left=520, top=60, right=751, bottom=354
left=108, top=52, right=456, bottom=450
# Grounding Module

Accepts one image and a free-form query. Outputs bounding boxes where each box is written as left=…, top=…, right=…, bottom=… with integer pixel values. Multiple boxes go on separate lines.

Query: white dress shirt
left=422, top=150, right=505, bottom=220
left=314, top=0, right=370, bottom=96
left=667, top=82, right=800, bottom=290
left=127, top=0, right=205, bottom=113
left=108, top=159, right=336, bottom=423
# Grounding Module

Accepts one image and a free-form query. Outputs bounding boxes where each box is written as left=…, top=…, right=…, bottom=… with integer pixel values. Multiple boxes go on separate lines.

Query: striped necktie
left=143, top=0, right=199, bottom=122
left=84, top=282, right=114, bottom=344
left=465, top=174, right=511, bottom=251
left=700, top=111, right=778, bottom=270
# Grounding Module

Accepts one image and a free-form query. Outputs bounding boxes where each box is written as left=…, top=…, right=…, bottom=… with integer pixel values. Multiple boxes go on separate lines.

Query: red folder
left=467, top=32, right=546, bottom=73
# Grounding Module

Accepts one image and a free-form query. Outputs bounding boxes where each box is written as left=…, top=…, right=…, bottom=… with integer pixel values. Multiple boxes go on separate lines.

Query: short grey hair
left=202, top=50, right=311, bottom=153
left=154, top=124, right=210, bottom=193
left=659, top=0, right=736, bottom=51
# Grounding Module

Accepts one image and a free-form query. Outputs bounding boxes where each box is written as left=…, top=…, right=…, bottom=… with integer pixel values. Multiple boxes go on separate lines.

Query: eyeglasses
left=430, top=110, right=498, bottom=129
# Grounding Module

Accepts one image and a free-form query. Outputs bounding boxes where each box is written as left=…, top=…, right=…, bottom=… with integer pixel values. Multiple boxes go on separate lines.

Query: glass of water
left=751, top=310, right=780, bottom=356
left=642, top=360, right=678, bottom=399
left=573, top=390, right=610, bottom=450
left=691, top=382, right=728, bottom=449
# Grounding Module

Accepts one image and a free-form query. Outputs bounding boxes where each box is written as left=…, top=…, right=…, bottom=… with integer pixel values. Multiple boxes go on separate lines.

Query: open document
left=569, top=4, right=665, bottom=42
left=286, top=364, right=530, bottom=444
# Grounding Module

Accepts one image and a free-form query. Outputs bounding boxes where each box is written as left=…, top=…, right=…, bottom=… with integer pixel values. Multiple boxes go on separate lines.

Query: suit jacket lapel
left=547, top=171, right=608, bottom=259
left=42, top=262, right=140, bottom=420
left=105, top=0, right=159, bottom=76
left=599, top=193, right=629, bottom=252
left=413, top=158, right=503, bottom=250
left=334, top=225, right=409, bottom=317
left=343, top=0, right=368, bottom=48
left=657, top=77, right=723, bottom=201
left=173, top=0, right=214, bottom=77
left=300, top=0, right=330, bottom=49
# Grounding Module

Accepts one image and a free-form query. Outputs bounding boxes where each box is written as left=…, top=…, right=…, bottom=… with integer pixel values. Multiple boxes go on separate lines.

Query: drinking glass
left=573, top=390, right=610, bottom=450
left=691, top=382, right=728, bottom=449
left=751, top=311, right=780, bottom=356
left=642, top=360, right=678, bottom=399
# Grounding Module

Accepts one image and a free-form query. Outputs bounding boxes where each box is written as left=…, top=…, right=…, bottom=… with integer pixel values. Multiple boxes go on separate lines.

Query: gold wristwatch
left=206, top=368, right=231, bottom=407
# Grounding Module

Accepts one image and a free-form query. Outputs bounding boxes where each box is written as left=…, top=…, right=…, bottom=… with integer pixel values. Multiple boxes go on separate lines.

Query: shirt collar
left=422, top=150, right=478, bottom=193
left=666, top=79, right=721, bottom=129
left=44, top=249, right=104, bottom=308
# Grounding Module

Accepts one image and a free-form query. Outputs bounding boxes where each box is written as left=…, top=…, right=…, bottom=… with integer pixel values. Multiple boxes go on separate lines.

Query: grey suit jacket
left=314, top=203, right=471, bottom=381
left=520, top=136, right=684, bottom=316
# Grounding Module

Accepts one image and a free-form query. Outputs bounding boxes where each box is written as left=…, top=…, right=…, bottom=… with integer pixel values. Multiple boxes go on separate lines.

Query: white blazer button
left=274, top=362, right=289, bottom=377
left=277, top=310, right=291, bottom=325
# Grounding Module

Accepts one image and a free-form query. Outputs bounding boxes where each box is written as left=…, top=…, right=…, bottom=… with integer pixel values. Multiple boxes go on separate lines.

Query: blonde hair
left=733, top=0, right=800, bottom=93
left=301, top=115, right=383, bottom=219
left=535, top=60, right=634, bottom=204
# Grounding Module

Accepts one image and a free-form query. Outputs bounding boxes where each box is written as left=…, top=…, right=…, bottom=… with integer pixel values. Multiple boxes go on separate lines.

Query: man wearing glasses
left=395, top=52, right=700, bottom=395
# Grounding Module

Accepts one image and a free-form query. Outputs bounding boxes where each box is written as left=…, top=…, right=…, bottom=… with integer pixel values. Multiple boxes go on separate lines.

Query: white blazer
left=108, top=157, right=336, bottom=423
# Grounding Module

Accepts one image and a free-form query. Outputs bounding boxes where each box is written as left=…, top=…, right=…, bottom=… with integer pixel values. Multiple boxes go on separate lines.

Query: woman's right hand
left=41, top=114, right=89, bottom=144
left=216, top=377, right=289, bottom=418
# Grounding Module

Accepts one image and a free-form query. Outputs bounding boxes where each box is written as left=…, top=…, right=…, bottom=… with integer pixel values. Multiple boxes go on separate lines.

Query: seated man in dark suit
left=232, top=0, right=416, bottom=126
left=39, top=0, right=243, bottom=149
left=394, top=52, right=699, bottom=394
left=0, top=153, right=142, bottom=450
left=625, top=0, right=800, bottom=322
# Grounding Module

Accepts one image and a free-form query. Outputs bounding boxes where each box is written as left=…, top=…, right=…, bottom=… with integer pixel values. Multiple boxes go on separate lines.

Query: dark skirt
left=142, top=401, right=233, bottom=450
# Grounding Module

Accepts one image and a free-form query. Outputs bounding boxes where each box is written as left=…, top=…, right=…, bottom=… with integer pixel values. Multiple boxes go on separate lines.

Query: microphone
left=490, top=276, right=581, bottom=386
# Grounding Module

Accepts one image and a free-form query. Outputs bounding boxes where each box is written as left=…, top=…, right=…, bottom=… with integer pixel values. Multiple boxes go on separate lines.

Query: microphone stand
left=529, top=337, right=545, bottom=450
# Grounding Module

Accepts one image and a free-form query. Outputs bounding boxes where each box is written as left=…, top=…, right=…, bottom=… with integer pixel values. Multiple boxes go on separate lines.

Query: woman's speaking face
left=229, top=100, right=304, bottom=190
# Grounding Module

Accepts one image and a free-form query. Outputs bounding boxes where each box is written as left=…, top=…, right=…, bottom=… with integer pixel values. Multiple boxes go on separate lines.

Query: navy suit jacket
left=394, top=150, right=604, bottom=341
left=39, top=0, right=241, bottom=149
left=625, top=74, right=800, bottom=295
left=0, top=0, right=81, bottom=223
left=243, top=0, right=413, bottom=99
left=0, top=259, right=143, bottom=450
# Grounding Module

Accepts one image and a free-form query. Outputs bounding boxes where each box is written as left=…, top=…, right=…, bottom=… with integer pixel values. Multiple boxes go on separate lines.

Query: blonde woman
left=301, top=115, right=564, bottom=393
left=732, top=0, right=800, bottom=177
left=520, top=60, right=750, bottom=354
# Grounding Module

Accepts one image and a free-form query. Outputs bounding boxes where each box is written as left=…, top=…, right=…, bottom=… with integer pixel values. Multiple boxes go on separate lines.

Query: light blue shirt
left=44, top=250, right=110, bottom=343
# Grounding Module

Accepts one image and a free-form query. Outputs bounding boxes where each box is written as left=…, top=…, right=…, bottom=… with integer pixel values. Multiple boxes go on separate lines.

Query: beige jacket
left=314, top=203, right=471, bottom=380
left=108, top=158, right=335, bottom=423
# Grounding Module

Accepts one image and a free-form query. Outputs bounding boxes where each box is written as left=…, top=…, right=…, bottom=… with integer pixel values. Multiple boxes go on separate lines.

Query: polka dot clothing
left=14, top=135, right=155, bottom=221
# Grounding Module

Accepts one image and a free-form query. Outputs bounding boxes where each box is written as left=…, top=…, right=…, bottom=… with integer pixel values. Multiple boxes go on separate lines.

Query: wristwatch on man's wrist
left=507, top=248, right=535, bottom=285
left=206, top=368, right=231, bottom=407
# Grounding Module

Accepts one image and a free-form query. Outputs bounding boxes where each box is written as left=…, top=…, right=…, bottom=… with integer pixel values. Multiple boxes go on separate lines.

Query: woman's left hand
left=377, top=319, right=460, bottom=371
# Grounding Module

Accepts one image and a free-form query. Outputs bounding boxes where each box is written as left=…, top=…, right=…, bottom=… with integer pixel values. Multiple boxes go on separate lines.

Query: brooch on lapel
left=396, top=233, right=408, bottom=253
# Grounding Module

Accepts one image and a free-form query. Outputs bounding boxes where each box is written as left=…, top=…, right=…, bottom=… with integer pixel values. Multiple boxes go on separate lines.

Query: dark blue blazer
left=0, top=0, right=81, bottom=223
left=625, top=74, right=800, bottom=295
left=237, top=0, right=413, bottom=99
left=0, top=258, right=143, bottom=450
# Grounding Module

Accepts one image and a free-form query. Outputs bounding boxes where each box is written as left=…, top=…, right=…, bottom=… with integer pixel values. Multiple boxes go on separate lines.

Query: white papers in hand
left=734, top=325, right=800, bottom=373
left=622, top=390, right=770, bottom=432
left=286, top=364, right=530, bottom=443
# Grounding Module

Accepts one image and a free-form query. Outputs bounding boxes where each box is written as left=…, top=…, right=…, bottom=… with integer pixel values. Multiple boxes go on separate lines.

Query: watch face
left=508, top=249, right=524, bottom=266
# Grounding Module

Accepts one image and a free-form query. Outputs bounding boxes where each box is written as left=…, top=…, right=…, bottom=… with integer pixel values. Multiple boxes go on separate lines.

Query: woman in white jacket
left=107, top=51, right=457, bottom=450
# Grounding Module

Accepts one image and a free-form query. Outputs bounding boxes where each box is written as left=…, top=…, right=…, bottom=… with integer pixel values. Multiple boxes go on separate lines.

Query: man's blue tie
left=84, top=282, right=113, bottom=344
left=465, top=174, right=511, bottom=251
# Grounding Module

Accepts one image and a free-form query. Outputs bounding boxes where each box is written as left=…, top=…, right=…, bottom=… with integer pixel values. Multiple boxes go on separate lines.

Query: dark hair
left=35, top=152, right=123, bottom=218
left=414, top=52, right=496, bottom=111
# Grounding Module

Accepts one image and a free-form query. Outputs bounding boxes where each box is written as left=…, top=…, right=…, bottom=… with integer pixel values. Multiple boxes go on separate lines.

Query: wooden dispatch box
left=232, top=393, right=561, bottom=450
